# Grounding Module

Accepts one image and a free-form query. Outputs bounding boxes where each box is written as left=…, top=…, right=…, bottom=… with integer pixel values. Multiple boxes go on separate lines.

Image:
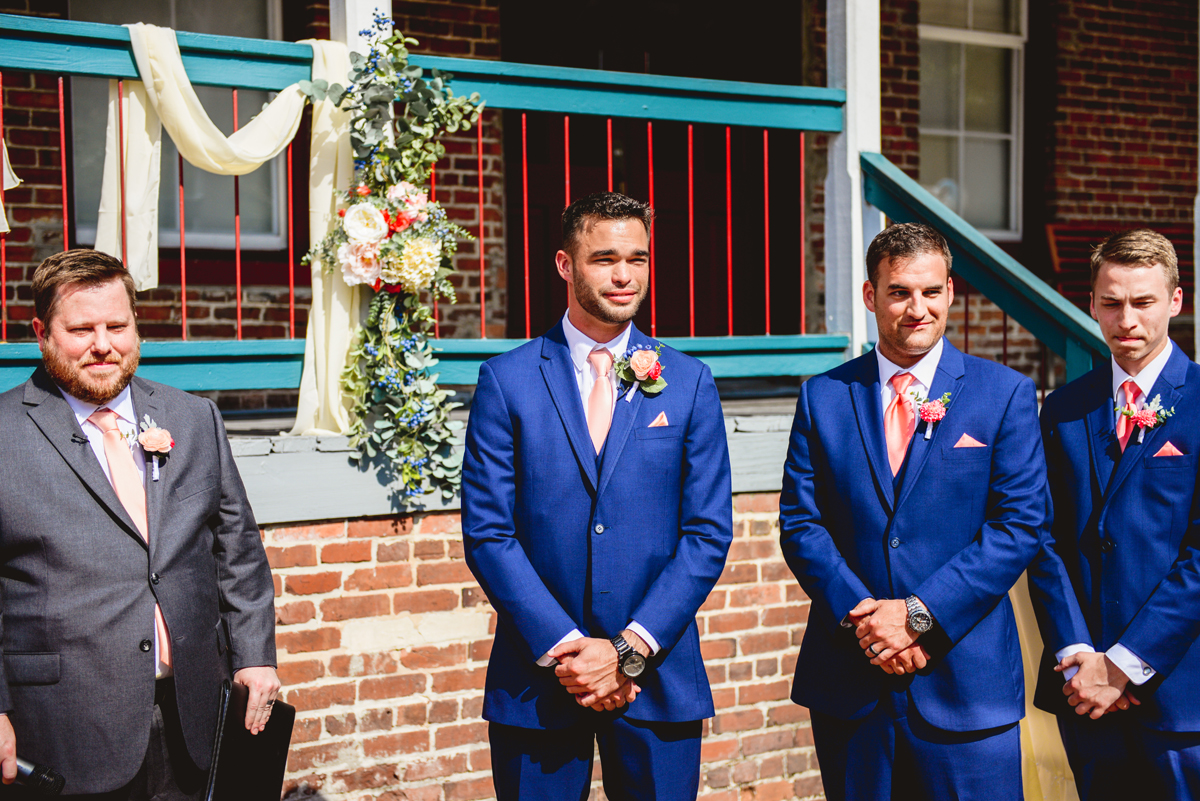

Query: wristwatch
left=610, top=633, right=648, bottom=679
left=905, top=596, right=933, bottom=634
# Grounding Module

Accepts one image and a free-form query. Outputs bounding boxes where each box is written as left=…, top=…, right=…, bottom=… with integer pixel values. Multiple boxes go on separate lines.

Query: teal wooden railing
left=0, top=12, right=848, bottom=393
left=861, top=152, right=1107, bottom=381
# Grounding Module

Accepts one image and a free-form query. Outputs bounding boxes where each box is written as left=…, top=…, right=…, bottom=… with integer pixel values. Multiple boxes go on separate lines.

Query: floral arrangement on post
left=301, top=13, right=484, bottom=500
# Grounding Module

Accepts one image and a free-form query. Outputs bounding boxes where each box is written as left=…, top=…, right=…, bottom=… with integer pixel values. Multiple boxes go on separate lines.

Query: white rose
left=343, top=203, right=388, bottom=244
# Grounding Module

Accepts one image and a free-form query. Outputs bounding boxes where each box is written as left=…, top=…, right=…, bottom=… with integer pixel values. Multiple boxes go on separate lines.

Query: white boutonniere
left=138, top=415, right=174, bottom=482
left=1116, top=393, right=1174, bottom=444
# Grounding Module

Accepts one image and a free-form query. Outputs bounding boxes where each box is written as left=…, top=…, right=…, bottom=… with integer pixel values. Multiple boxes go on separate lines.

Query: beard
left=43, top=337, right=140, bottom=405
left=573, top=270, right=647, bottom=327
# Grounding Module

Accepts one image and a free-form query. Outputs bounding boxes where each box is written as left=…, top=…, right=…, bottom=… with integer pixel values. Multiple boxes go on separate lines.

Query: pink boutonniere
left=615, top=344, right=668, bottom=402
left=909, top=391, right=953, bottom=440
left=1117, top=393, right=1174, bottom=444
left=138, top=415, right=173, bottom=481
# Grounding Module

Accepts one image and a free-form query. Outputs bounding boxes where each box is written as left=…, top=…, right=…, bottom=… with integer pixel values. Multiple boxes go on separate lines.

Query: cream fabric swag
left=0, top=141, right=21, bottom=234
left=93, top=23, right=359, bottom=434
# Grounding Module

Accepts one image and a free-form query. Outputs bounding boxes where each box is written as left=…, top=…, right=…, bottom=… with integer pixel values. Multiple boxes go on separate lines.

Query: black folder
left=205, top=681, right=295, bottom=801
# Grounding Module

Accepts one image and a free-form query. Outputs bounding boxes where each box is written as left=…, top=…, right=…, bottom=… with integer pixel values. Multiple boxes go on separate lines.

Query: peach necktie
left=86, top=409, right=172, bottom=668
left=587, top=348, right=614, bottom=454
left=1116, top=380, right=1141, bottom=452
left=885, top=373, right=916, bottom=476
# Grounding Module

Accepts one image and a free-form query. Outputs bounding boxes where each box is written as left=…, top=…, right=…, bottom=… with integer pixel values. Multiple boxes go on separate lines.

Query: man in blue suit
left=461, top=192, right=733, bottom=800
left=1029, top=228, right=1200, bottom=800
left=778, top=223, right=1046, bottom=800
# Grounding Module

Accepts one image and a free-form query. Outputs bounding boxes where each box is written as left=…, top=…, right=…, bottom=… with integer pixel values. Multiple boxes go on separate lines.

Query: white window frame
left=71, top=0, right=287, bottom=251
left=918, top=0, right=1027, bottom=242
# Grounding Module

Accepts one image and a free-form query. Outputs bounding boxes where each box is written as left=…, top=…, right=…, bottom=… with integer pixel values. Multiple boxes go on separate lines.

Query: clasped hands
left=547, top=630, right=650, bottom=713
left=1055, top=651, right=1141, bottom=719
left=851, top=598, right=930, bottom=675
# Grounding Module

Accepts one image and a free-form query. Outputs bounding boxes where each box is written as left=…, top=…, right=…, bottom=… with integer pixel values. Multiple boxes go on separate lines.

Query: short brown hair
left=865, top=222, right=952, bottom=286
left=33, top=249, right=138, bottom=325
left=561, top=192, right=654, bottom=258
left=1089, top=228, right=1179, bottom=291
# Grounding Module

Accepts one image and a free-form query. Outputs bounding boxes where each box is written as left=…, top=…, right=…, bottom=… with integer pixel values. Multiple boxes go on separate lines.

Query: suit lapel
left=540, top=325, right=598, bottom=492
left=596, top=325, right=647, bottom=499
left=130, top=377, right=166, bottom=548
left=895, top=341, right=965, bottom=513
left=1104, top=347, right=1187, bottom=502
left=849, top=352, right=895, bottom=513
left=23, top=368, right=146, bottom=547
left=1083, top=365, right=1119, bottom=498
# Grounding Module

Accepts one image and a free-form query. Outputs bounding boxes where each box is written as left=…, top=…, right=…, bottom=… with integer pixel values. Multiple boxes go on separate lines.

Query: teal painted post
left=1064, top=337, right=1095, bottom=383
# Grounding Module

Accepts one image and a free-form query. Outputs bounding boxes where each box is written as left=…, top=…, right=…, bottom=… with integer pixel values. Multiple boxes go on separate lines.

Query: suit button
left=1100, top=539, right=1115, bottom=553
left=890, top=538, right=900, bottom=548
left=1144, top=666, right=1153, bottom=677
left=595, top=524, right=604, bottom=534
left=139, top=639, right=152, bottom=653
left=151, top=573, right=160, bottom=585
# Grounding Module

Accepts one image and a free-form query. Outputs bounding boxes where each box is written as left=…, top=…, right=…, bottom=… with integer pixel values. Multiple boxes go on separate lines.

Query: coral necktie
left=587, top=348, right=614, bottom=454
left=86, top=409, right=171, bottom=669
left=885, top=373, right=916, bottom=476
left=1116, top=380, right=1141, bottom=452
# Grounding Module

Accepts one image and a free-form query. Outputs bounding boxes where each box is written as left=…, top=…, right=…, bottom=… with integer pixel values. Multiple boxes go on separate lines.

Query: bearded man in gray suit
left=0, top=250, right=279, bottom=798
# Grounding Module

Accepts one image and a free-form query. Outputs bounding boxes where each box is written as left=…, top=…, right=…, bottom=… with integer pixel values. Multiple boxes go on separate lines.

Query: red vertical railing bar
left=799, top=132, right=806, bottom=334
left=687, top=124, right=695, bottom=337
left=429, top=164, right=438, bottom=337
left=521, top=113, right=531, bottom=339
left=563, top=115, right=571, bottom=208
left=286, top=142, right=295, bottom=338
left=762, top=129, right=771, bottom=335
left=647, top=121, right=656, bottom=336
left=178, top=153, right=187, bottom=340
left=1001, top=311, right=1008, bottom=365
left=725, top=126, right=733, bottom=336
left=477, top=120, right=486, bottom=338
left=606, top=118, right=613, bottom=192
left=232, top=89, right=242, bottom=340
left=963, top=287, right=970, bottom=354
left=117, top=81, right=127, bottom=265
left=57, top=78, right=68, bottom=250
left=1, top=71, right=6, bottom=341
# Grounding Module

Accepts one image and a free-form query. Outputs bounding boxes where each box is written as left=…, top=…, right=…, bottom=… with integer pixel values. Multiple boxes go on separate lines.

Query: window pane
left=972, top=0, right=1020, bottom=33
left=921, top=0, right=969, bottom=28
left=919, top=135, right=960, bottom=214
left=962, top=138, right=1009, bottom=230
left=964, top=45, right=1011, bottom=133
left=920, top=41, right=961, bottom=131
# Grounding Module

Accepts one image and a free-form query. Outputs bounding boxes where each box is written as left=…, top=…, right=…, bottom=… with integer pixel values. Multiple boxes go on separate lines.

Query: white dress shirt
left=535, top=314, right=660, bottom=666
left=60, top=384, right=170, bottom=679
left=1055, top=340, right=1174, bottom=685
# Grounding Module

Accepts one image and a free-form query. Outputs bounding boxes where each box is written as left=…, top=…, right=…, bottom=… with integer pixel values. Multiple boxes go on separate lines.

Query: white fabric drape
left=1, top=141, right=22, bottom=234
left=288, top=41, right=362, bottom=436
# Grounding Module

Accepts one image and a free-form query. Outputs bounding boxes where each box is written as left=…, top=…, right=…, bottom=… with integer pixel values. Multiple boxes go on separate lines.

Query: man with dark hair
left=778, top=222, right=1046, bottom=799
left=0, top=249, right=279, bottom=798
left=462, top=192, right=732, bottom=799
left=1030, top=228, right=1200, bottom=799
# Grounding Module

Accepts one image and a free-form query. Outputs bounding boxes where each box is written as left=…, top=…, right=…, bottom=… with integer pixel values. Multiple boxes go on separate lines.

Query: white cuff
left=1056, top=643, right=1096, bottom=682
left=536, top=629, right=584, bottom=667
left=1107, top=643, right=1156, bottom=686
left=627, top=621, right=661, bottom=655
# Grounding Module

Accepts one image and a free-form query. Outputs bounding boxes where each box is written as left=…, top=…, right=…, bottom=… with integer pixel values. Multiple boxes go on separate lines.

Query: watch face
left=910, top=611, right=933, bottom=634
left=622, top=652, right=647, bottom=678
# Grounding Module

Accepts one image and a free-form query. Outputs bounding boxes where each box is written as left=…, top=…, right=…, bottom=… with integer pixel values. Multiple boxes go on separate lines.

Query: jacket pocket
left=4, top=652, right=61, bottom=686
left=634, top=426, right=683, bottom=441
left=175, top=473, right=219, bottom=501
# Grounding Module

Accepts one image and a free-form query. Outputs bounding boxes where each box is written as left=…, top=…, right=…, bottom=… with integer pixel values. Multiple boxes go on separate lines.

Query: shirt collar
left=561, top=312, right=632, bottom=373
left=59, top=383, right=137, bottom=429
left=875, top=337, right=944, bottom=394
left=1112, top=339, right=1174, bottom=403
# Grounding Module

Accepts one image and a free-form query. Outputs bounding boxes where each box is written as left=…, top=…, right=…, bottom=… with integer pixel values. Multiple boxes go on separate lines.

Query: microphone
left=15, top=757, right=65, bottom=795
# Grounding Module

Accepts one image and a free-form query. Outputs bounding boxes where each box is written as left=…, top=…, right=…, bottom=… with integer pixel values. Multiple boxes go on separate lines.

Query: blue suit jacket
left=778, top=340, right=1047, bottom=732
left=1029, top=345, right=1200, bottom=731
left=461, top=322, right=733, bottom=729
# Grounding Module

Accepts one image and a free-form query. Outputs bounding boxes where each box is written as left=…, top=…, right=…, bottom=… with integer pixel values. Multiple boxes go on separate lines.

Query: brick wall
left=267, top=491, right=824, bottom=801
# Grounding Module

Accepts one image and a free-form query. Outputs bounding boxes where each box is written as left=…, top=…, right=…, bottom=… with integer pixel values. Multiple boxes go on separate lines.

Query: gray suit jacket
left=0, top=368, right=276, bottom=793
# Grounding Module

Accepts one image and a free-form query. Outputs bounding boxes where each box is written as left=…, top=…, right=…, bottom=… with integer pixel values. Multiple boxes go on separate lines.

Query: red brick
left=330, top=764, right=396, bottom=791
left=444, top=775, right=495, bottom=801
left=401, top=643, right=467, bottom=670
left=734, top=492, right=780, bottom=513
left=378, top=541, right=411, bottom=562
left=393, top=589, right=459, bottom=613
left=701, top=639, right=736, bottom=660
left=265, top=544, right=317, bottom=568
left=286, top=572, right=341, bottom=596
left=345, top=564, right=413, bottom=591
left=360, top=707, right=394, bottom=732
left=717, top=563, right=757, bottom=585
left=286, top=682, right=356, bottom=712
left=276, top=628, right=340, bottom=654
left=701, top=737, right=740, bottom=762
left=277, top=659, right=324, bottom=685
left=432, top=666, right=486, bottom=693
left=739, top=680, right=791, bottom=705
left=359, top=673, right=427, bottom=700
left=329, top=652, right=399, bottom=677
left=711, top=687, right=736, bottom=709
left=435, top=720, right=488, bottom=749
left=321, top=540, right=372, bottom=563
left=470, top=638, right=493, bottom=662
left=700, top=590, right=727, bottom=612
left=269, top=522, right=344, bottom=542
left=730, top=584, right=782, bottom=607
left=325, top=712, right=356, bottom=736
left=414, top=539, right=446, bottom=559
left=768, top=703, right=808, bottom=726
left=742, top=729, right=794, bottom=756
left=416, top=561, right=474, bottom=586
left=404, top=753, right=468, bottom=781
left=290, top=716, right=322, bottom=744
left=364, top=730, right=429, bottom=757
left=418, top=512, right=461, bottom=535
left=740, top=631, right=792, bottom=655
left=763, top=605, right=808, bottom=627
left=320, top=594, right=390, bottom=621
left=347, top=516, right=414, bottom=538
left=276, top=601, right=316, bottom=625
left=712, top=709, right=764, bottom=733
left=707, top=611, right=758, bottom=633
left=287, top=742, right=347, bottom=772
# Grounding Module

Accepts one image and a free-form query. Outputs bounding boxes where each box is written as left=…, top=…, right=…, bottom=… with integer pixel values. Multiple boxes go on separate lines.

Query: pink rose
left=337, top=240, right=383, bottom=287
left=918, top=400, right=946, bottom=423
left=1132, top=409, right=1158, bottom=429
left=139, top=428, right=173, bottom=453
left=629, top=350, right=660, bottom=381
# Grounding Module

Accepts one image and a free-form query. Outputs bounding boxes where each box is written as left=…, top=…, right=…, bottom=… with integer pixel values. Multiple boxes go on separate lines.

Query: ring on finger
left=866, top=644, right=880, bottom=657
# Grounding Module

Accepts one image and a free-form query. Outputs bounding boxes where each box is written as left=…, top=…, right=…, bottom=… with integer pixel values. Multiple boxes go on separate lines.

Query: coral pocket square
left=953, top=433, right=987, bottom=448
left=649, top=411, right=669, bottom=428
left=1154, top=441, right=1185, bottom=457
